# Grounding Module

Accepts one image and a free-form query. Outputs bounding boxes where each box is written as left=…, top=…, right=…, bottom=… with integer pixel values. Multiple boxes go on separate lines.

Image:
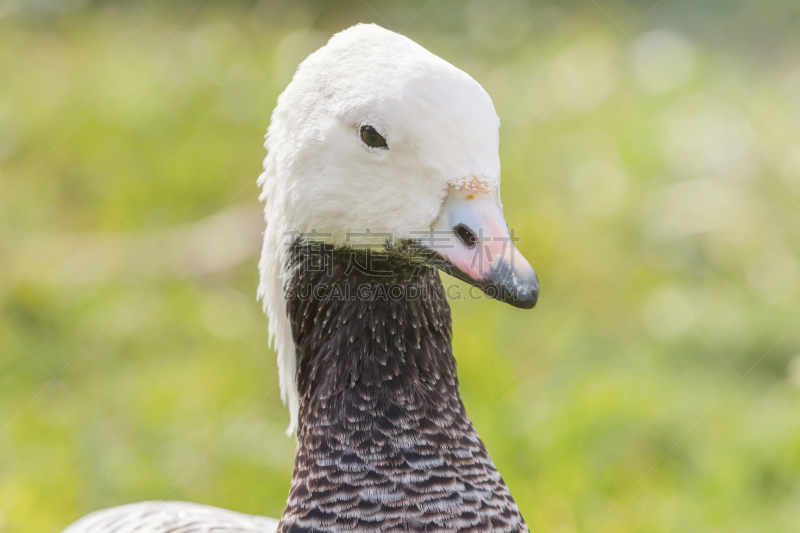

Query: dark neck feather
left=278, top=242, right=526, bottom=533
left=286, top=243, right=457, bottom=432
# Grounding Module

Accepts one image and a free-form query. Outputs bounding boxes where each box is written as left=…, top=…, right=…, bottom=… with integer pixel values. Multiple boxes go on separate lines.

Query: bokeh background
left=2, top=0, right=800, bottom=531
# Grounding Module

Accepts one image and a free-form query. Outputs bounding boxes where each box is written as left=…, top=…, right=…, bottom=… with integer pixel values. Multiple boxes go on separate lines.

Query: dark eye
left=454, top=224, right=478, bottom=249
left=360, top=125, right=388, bottom=149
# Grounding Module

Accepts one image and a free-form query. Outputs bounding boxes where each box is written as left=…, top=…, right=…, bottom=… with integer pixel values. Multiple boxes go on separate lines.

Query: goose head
left=258, top=23, right=538, bottom=433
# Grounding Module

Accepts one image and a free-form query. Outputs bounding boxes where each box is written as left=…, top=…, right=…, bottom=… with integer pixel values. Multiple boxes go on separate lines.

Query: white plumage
left=257, top=23, right=501, bottom=435
left=62, top=502, right=278, bottom=533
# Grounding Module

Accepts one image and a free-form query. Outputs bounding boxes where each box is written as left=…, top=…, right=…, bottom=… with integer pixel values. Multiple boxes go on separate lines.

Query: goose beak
left=416, top=186, right=538, bottom=309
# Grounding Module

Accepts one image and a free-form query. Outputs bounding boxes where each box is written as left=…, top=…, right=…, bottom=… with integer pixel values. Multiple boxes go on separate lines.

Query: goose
left=63, top=23, right=539, bottom=533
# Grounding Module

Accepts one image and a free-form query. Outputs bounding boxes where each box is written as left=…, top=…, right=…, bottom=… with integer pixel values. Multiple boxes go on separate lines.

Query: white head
left=258, top=24, right=537, bottom=434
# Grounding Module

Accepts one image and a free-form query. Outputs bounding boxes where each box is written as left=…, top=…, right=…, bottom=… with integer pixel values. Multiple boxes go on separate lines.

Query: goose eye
left=360, top=125, right=388, bottom=149
left=454, top=224, right=478, bottom=249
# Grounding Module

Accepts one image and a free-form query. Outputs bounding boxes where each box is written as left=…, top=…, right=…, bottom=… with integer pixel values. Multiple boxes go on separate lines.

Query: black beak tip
left=507, top=287, right=538, bottom=309
left=488, top=258, right=539, bottom=310
left=500, top=275, right=538, bottom=309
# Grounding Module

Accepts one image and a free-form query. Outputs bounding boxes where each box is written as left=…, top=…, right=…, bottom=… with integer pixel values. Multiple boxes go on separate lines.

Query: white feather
left=257, top=23, right=502, bottom=435
left=62, top=501, right=278, bottom=532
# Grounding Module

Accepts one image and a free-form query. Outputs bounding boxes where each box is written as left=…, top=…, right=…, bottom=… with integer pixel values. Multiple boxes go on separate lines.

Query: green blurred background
left=2, top=0, right=800, bottom=531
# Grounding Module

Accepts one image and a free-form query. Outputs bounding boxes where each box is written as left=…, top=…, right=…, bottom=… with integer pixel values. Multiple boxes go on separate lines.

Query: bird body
left=62, top=23, right=538, bottom=533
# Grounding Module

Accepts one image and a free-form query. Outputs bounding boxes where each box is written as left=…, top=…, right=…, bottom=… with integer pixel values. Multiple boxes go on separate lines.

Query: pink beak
left=415, top=187, right=538, bottom=309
